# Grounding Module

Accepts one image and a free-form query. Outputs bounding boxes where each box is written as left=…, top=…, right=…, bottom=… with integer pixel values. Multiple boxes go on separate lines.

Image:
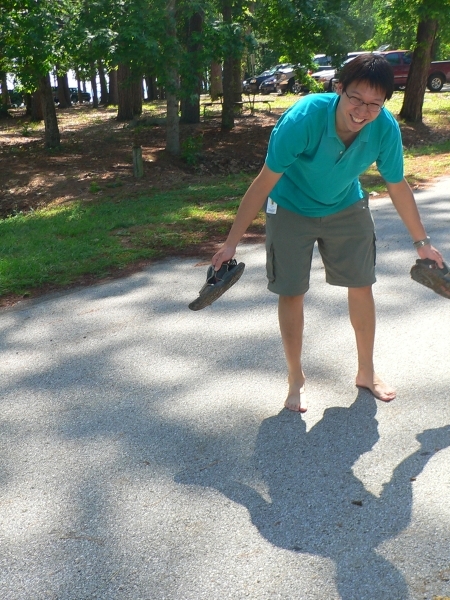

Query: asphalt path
left=1, top=177, right=450, bottom=600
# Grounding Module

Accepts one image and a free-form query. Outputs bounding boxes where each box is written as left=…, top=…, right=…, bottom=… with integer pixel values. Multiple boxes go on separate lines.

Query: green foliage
left=180, top=134, right=203, bottom=165
left=89, top=180, right=102, bottom=193
left=19, top=120, right=38, bottom=137
left=0, top=0, right=81, bottom=90
left=254, top=0, right=368, bottom=67
left=301, top=74, right=325, bottom=94
left=363, top=0, right=450, bottom=56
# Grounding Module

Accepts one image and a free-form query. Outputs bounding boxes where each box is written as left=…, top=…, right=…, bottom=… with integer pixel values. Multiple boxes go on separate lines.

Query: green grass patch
left=360, top=138, right=450, bottom=194
left=0, top=175, right=256, bottom=297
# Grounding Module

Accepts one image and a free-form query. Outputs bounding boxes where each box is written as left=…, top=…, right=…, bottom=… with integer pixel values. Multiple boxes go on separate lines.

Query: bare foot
left=284, top=383, right=307, bottom=413
left=355, top=373, right=396, bottom=402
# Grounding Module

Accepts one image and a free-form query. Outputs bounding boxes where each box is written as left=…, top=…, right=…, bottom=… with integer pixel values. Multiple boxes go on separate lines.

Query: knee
left=348, top=285, right=373, bottom=299
left=279, top=294, right=305, bottom=310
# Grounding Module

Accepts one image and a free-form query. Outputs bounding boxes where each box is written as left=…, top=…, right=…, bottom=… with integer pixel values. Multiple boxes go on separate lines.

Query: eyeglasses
left=344, top=90, right=384, bottom=113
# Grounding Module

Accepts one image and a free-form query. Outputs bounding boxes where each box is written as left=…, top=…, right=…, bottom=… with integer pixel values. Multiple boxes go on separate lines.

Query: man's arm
left=211, top=164, right=283, bottom=269
left=386, top=178, right=444, bottom=268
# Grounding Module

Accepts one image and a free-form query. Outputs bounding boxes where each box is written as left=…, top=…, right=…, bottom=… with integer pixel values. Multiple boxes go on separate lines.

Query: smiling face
left=335, top=80, right=386, bottom=138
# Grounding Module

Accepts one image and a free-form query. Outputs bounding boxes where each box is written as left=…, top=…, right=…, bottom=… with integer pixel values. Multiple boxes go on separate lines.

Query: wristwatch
left=413, top=236, right=431, bottom=248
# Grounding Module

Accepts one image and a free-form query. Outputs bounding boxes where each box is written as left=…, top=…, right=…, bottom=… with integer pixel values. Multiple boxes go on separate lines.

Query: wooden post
left=132, top=145, right=144, bottom=178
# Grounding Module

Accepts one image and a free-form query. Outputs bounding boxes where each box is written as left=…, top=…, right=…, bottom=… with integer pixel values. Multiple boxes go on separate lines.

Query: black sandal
left=188, top=259, right=245, bottom=311
left=410, top=258, right=450, bottom=299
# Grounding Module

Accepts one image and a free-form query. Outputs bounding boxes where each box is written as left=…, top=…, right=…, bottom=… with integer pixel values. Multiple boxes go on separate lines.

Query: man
left=211, top=54, right=443, bottom=413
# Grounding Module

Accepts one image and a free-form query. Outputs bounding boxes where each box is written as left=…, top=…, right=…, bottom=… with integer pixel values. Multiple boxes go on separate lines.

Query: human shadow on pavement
left=176, top=393, right=450, bottom=599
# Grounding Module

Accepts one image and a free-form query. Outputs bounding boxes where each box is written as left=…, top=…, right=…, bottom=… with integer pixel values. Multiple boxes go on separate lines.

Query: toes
left=284, top=388, right=307, bottom=412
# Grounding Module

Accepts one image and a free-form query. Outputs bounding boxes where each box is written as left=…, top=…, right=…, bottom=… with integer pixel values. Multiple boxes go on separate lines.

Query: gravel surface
left=1, top=177, right=450, bottom=600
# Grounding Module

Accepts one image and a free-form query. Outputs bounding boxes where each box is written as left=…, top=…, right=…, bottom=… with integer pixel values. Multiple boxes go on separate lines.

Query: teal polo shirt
left=265, top=93, right=404, bottom=217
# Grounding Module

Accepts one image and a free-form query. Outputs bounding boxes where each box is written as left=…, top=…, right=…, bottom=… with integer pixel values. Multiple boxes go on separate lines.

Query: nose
left=355, top=102, right=370, bottom=115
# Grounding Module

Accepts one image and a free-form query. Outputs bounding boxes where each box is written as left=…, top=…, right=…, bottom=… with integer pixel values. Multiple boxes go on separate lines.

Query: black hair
left=337, top=53, right=394, bottom=100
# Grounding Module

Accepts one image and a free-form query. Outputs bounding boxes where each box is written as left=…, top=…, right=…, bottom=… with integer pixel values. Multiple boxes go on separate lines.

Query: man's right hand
left=212, top=244, right=237, bottom=271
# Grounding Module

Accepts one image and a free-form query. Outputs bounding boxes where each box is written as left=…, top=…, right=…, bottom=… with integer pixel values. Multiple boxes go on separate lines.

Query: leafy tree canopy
left=363, top=0, right=450, bottom=59
left=0, top=0, right=82, bottom=91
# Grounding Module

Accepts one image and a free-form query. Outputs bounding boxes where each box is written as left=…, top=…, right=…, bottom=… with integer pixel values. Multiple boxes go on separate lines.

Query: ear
left=335, top=82, right=343, bottom=96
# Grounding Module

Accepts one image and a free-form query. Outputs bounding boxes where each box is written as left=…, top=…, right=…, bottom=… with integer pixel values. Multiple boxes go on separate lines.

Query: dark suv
left=69, top=88, right=91, bottom=103
left=243, top=64, right=290, bottom=94
left=53, top=87, right=91, bottom=104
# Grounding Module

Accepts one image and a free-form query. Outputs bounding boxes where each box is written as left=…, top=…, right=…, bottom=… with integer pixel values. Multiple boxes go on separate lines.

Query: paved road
left=1, top=178, right=450, bottom=600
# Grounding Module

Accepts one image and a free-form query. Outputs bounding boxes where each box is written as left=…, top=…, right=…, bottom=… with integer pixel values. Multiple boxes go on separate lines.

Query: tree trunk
left=0, top=71, right=9, bottom=117
left=31, top=89, right=43, bottom=121
left=90, top=64, right=99, bottom=108
left=117, top=64, right=134, bottom=120
left=132, top=78, right=143, bottom=117
left=180, top=91, right=200, bottom=124
left=56, top=69, right=72, bottom=108
left=108, top=69, right=119, bottom=105
left=75, top=70, right=84, bottom=103
left=25, top=93, right=32, bottom=116
left=166, top=67, right=180, bottom=154
left=222, top=54, right=235, bottom=130
left=232, top=57, right=242, bottom=102
left=144, top=75, right=154, bottom=101
left=1, top=72, right=8, bottom=105
left=98, top=60, right=109, bottom=105
left=180, top=11, right=203, bottom=124
left=210, top=62, right=223, bottom=100
left=399, top=19, right=439, bottom=123
left=221, top=0, right=234, bottom=130
left=39, top=73, right=60, bottom=148
left=165, top=0, right=180, bottom=154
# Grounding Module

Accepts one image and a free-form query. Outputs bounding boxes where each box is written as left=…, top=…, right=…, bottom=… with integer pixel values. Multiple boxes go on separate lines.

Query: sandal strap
left=207, top=259, right=237, bottom=284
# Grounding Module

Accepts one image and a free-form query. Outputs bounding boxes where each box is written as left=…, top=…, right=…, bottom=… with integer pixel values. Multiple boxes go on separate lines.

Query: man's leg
left=278, top=294, right=307, bottom=412
left=348, top=286, right=396, bottom=401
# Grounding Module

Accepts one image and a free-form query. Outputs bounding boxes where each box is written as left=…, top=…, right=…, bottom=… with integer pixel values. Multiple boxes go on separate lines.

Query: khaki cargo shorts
left=265, top=198, right=376, bottom=296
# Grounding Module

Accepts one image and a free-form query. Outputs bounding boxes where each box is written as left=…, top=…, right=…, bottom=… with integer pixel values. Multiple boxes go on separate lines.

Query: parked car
left=310, top=66, right=336, bottom=91
left=256, top=64, right=292, bottom=94
left=380, top=50, right=450, bottom=91
left=242, top=64, right=289, bottom=94
left=242, top=69, right=270, bottom=94
left=313, top=54, right=333, bottom=67
left=69, top=88, right=91, bottom=103
left=276, top=54, right=332, bottom=94
left=330, top=50, right=450, bottom=92
left=53, top=87, right=91, bottom=104
left=268, top=64, right=298, bottom=94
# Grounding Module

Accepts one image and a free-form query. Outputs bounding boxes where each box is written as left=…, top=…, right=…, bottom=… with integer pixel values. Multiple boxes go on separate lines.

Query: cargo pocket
left=266, top=244, right=275, bottom=283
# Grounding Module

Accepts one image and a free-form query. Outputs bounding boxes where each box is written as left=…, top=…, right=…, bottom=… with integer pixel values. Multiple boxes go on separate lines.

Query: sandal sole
left=411, top=260, right=450, bottom=299
left=189, top=262, right=245, bottom=311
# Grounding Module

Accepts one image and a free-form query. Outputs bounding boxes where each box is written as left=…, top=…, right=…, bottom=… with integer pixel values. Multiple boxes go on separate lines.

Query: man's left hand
left=417, top=244, right=444, bottom=268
